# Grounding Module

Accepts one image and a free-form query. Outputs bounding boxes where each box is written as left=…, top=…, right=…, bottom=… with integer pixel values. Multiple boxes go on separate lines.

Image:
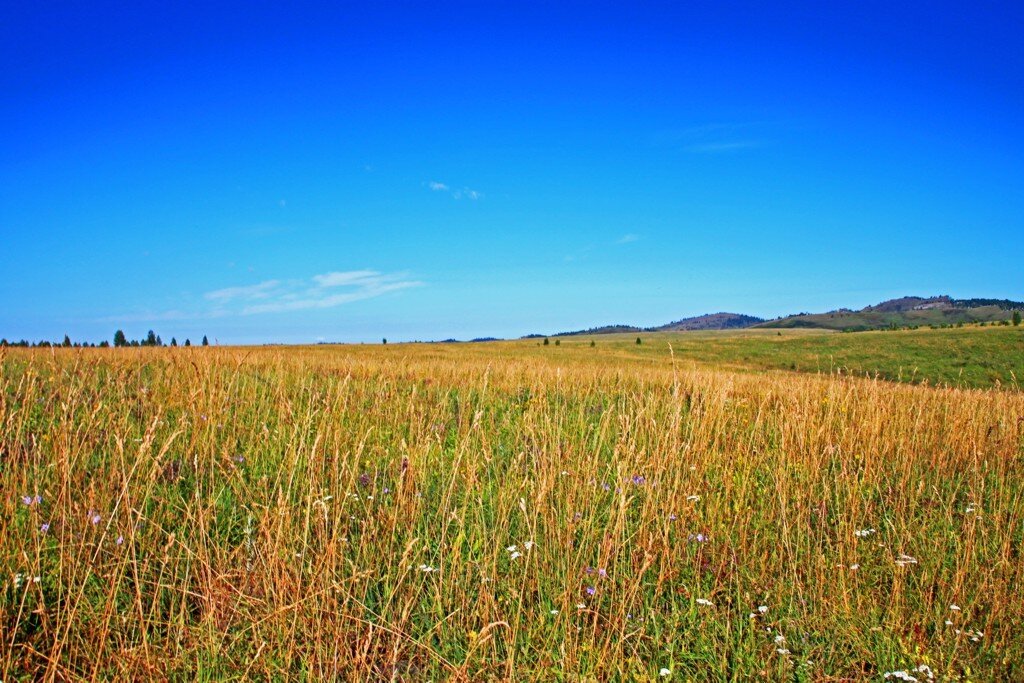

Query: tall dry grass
left=1, top=344, right=1022, bottom=680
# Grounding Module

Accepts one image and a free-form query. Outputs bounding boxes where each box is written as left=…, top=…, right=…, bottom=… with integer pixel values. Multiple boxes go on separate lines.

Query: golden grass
left=2, top=343, right=1022, bottom=680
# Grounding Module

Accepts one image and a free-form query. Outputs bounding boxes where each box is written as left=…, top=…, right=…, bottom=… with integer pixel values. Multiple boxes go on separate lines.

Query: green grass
left=520, top=326, right=1024, bottom=390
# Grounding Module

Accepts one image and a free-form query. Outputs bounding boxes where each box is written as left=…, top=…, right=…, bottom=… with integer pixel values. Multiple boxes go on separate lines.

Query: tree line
left=1, top=330, right=210, bottom=348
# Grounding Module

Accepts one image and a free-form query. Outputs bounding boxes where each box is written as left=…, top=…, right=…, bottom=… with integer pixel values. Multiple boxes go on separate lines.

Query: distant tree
left=543, top=338, right=550, bottom=346
left=554, top=339, right=560, bottom=346
left=590, top=340, right=596, bottom=347
left=170, top=337, right=178, bottom=347
left=156, top=335, right=163, bottom=346
left=0, top=339, right=7, bottom=347
left=382, top=338, right=387, bottom=345
left=635, top=337, right=642, bottom=345
left=202, top=335, right=209, bottom=346
left=184, top=338, right=191, bottom=347
left=1014, top=311, right=1021, bottom=327
left=99, top=340, right=110, bottom=348
left=113, top=329, right=127, bottom=347
left=62, top=334, right=72, bottom=347
left=145, top=330, right=157, bottom=346
left=130, top=340, right=140, bottom=347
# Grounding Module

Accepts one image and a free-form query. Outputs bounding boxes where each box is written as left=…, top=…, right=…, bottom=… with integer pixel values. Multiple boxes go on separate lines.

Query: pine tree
left=202, top=335, right=209, bottom=346
left=170, top=337, right=178, bottom=347
left=184, top=339, right=191, bottom=347
left=62, top=334, right=72, bottom=347
left=113, top=330, right=127, bottom=347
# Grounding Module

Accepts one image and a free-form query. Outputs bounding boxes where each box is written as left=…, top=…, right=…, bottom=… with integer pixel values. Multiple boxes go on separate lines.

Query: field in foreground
left=2, top=342, right=1023, bottom=680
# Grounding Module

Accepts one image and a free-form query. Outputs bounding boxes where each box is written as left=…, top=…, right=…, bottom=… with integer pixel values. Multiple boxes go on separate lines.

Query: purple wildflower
left=585, top=586, right=596, bottom=596
left=40, top=523, right=50, bottom=533
left=631, top=475, right=646, bottom=486
left=116, top=535, right=124, bottom=545
left=21, top=495, right=33, bottom=506
left=598, top=568, right=608, bottom=578
left=669, top=513, right=678, bottom=521
left=601, top=482, right=610, bottom=492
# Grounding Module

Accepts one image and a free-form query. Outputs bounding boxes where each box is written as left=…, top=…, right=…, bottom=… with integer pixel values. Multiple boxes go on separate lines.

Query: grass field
left=2, top=331, right=1023, bottom=680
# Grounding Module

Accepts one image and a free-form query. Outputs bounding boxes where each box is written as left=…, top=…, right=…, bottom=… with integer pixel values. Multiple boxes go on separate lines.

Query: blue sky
left=2, top=1, right=1022, bottom=344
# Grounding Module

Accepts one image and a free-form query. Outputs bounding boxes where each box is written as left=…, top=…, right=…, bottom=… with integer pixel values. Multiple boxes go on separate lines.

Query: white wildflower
left=758, top=605, right=768, bottom=614
left=695, top=598, right=714, bottom=607
left=659, top=668, right=671, bottom=677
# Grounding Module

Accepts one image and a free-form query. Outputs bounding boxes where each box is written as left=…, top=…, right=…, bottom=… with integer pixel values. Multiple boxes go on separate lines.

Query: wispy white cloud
left=617, top=233, right=640, bottom=244
left=241, top=270, right=422, bottom=314
left=654, top=121, right=773, bottom=155
left=205, top=279, right=282, bottom=302
left=685, top=141, right=761, bottom=154
left=426, top=180, right=483, bottom=200
left=106, top=269, right=422, bottom=322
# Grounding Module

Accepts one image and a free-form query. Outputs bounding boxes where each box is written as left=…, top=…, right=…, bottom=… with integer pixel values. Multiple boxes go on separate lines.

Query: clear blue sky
left=2, top=1, right=1022, bottom=344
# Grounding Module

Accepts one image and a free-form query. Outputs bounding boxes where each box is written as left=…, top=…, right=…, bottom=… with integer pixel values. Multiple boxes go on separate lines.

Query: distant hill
left=555, top=324, right=643, bottom=337
left=652, top=312, right=764, bottom=331
left=760, top=295, right=1024, bottom=331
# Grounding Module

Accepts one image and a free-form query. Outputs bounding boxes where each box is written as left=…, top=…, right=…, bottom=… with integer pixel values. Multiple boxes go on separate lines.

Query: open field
left=2, top=338, right=1024, bottom=680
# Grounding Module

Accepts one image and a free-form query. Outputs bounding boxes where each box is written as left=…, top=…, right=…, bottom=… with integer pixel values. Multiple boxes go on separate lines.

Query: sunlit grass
left=2, top=340, right=1022, bottom=679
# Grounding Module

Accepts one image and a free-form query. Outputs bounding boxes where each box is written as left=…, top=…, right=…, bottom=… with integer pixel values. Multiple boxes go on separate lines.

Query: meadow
left=2, top=329, right=1023, bottom=680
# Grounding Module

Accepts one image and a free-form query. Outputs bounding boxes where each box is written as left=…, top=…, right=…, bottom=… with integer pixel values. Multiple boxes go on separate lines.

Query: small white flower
left=850, top=563, right=860, bottom=570
left=894, top=554, right=918, bottom=567
left=695, top=598, right=714, bottom=607
left=949, top=604, right=961, bottom=611
left=686, top=495, right=700, bottom=502
left=524, top=540, right=535, bottom=550
left=659, top=668, right=671, bottom=677
left=550, top=609, right=559, bottom=615
left=576, top=603, right=586, bottom=610
left=758, top=605, right=768, bottom=614
left=774, top=634, right=785, bottom=643
left=509, top=551, right=522, bottom=560
left=854, top=528, right=877, bottom=538
left=506, top=545, right=517, bottom=552
left=776, top=648, right=790, bottom=655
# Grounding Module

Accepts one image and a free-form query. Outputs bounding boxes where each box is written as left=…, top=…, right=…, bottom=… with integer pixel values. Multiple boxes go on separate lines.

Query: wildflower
left=668, top=513, right=677, bottom=521
left=854, top=528, right=876, bottom=538
left=849, top=563, right=860, bottom=570
left=601, top=482, right=611, bottom=491
left=631, top=475, right=646, bottom=486
left=894, top=554, right=917, bottom=567
left=561, top=470, right=569, bottom=476
left=758, top=605, right=768, bottom=614
left=686, top=495, right=700, bottom=502
left=509, top=551, right=522, bottom=560
left=777, top=648, right=790, bottom=655
left=417, top=564, right=438, bottom=573
left=576, top=603, right=586, bottom=610
left=40, top=523, right=50, bottom=533
left=506, top=545, right=517, bottom=553
left=659, top=668, right=671, bottom=677
left=949, top=604, right=961, bottom=611
left=695, top=598, right=714, bottom=607
left=774, top=634, right=785, bottom=644
left=524, top=540, right=535, bottom=550
left=585, top=586, right=596, bottom=596
left=550, top=609, right=559, bottom=615
left=689, top=533, right=707, bottom=543
left=116, top=535, right=124, bottom=546
left=89, top=512, right=101, bottom=525
left=597, top=567, right=607, bottom=578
